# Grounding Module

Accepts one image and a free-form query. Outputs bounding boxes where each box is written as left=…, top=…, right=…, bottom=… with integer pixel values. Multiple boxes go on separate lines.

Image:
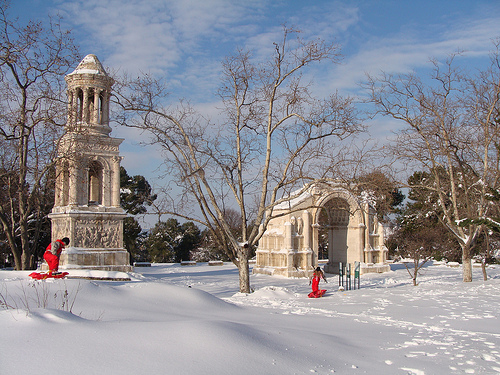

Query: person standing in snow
left=308, top=266, right=327, bottom=298
left=44, top=237, right=69, bottom=274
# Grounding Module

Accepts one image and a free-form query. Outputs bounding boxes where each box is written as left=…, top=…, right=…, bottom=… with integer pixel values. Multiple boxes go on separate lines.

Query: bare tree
left=0, top=2, right=79, bottom=269
left=391, top=225, right=438, bottom=286
left=114, top=27, right=363, bottom=293
left=365, top=46, right=500, bottom=282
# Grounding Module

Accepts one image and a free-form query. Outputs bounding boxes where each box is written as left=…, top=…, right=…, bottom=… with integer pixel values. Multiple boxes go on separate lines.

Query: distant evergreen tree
left=120, top=167, right=157, bottom=262
left=123, top=217, right=148, bottom=262
left=175, top=221, right=201, bottom=262
left=144, top=218, right=201, bottom=263
left=144, top=220, right=177, bottom=263
left=388, top=171, right=461, bottom=262
left=120, top=167, right=157, bottom=215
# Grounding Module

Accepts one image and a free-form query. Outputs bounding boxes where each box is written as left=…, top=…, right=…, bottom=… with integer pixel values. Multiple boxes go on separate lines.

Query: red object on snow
left=43, top=239, right=67, bottom=272
left=29, top=272, right=69, bottom=280
left=43, top=251, right=59, bottom=272
left=308, top=274, right=327, bottom=298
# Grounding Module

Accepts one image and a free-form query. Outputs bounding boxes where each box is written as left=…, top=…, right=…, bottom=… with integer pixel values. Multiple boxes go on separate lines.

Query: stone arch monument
left=253, top=182, right=390, bottom=277
left=48, top=54, right=132, bottom=272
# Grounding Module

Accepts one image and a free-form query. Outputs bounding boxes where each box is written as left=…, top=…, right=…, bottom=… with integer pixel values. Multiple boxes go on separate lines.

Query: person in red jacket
left=44, top=237, right=69, bottom=274
left=308, top=266, right=327, bottom=298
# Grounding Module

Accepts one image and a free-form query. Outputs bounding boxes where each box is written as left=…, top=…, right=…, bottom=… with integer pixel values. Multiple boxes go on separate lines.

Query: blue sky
left=8, top=0, right=500, bottom=221
left=14, top=0, right=499, bottom=98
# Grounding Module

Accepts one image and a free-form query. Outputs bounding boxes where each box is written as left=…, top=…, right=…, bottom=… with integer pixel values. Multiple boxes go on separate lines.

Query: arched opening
left=317, top=197, right=350, bottom=265
left=88, top=160, right=103, bottom=205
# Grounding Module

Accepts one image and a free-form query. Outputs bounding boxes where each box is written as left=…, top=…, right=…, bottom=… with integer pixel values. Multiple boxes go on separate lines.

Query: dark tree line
left=387, top=170, right=500, bottom=285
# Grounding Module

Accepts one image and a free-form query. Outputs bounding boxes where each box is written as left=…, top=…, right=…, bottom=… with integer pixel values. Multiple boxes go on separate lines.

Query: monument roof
left=68, top=54, right=108, bottom=76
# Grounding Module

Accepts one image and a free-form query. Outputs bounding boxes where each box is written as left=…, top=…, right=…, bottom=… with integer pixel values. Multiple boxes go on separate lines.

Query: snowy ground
left=1, top=261, right=499, bottom=375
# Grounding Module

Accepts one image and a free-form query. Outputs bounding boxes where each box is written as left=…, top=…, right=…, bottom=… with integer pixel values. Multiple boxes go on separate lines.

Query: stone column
left=102, top=91, right=109, bottom=124
left=378, top=222, right=386, bottom=263
left=312, top=223, right=319, bottom=259
left=359, top=223, right=366, bottom=263
left=83, top=165, right=90, bottom=204
left=67, top=89, right=73, bottom=126
left=302, top=210, right=311, bottom=250
left=68, top=161, right=78, bottom=206
left=284, top=221, right=293, bottom=250
left=112, top=156, right=121, bottom=207
left=283, top=221, right=294, bottom=276
left=82, top=87, right=89, bottom=124
left=364, top=203, right=370, bottom=252
left=93, top=88, right=101, bottom=124
left=75, top=89, right=81, bottom=123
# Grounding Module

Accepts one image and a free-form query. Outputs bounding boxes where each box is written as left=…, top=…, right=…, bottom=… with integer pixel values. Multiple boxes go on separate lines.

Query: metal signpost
left=338, top=261, right=361, bottom=291
left=346, top=263, right=351, bottom=290
left=354, top=261, right=360, bottom=290
left=338, top=262, right=344, bottom=289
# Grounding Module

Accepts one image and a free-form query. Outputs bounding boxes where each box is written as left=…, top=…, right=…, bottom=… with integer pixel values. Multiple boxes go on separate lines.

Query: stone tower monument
left=49, top=54, right=131, bottom=272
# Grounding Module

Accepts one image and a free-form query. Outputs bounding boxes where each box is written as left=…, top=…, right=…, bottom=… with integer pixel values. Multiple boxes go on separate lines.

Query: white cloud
left=57, top=0, right=180, bottom=74
left=56, top=0, right=268, bottom=76
left=323, top=14, right=500, bottom=95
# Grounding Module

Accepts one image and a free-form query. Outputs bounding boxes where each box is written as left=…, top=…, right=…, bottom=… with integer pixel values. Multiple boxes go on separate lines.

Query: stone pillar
left=82, top=87, right=89, bottom=124
left=84, top=165, right=91, bottom=204
left=68, top=161, right=78, bottom=206
left=93, top=88, right=100, bottom=124
left=283, top=222, right=294, bottom=276
left=312, top=223, right=319, bottom=260
left=359, top=223, right=366, bottom=263
left=301, top=210, right=313, bottom=275
left=67, top=89, right=73, bottom=126
left=378, top=222, right=386, bottom=263
left=302, top=210, right=311, bottom=250
left=112, top=156, right=121, bottom=207
left=102, top=91, right=109, bottom=124
left=73, top=89, right=80, bottom=123
left=364, top=203, right=370, bottom=251
left=284, top=221, right=293, bottom=249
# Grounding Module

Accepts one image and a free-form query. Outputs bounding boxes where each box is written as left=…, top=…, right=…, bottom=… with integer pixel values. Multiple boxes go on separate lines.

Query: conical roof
left=68, top=54, right=108, bottom=76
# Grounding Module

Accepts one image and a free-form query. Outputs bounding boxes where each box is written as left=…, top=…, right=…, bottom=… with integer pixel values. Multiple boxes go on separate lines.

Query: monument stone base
left=48, top=209, right=132, bottom=273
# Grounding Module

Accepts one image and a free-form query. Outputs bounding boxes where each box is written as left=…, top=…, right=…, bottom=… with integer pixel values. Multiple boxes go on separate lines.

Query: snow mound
left=63, top=269, right=135, bottom=280
left=235, top=286, right=297, bottom=300
left=28, top=308, right=87, bottom=323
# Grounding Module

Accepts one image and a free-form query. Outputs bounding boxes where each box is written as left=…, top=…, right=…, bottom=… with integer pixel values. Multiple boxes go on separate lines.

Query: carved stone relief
left=74, top=219, right=120, bottom=248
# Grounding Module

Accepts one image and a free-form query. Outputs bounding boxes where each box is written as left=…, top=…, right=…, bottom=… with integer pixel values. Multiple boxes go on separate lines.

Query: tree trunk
left=482, top=234, right=490, bottom=281
left=462, top=245, right=473, bottom=282
left=237, top=245, right=251, bottom=294
left=21, top=250, right=32, bottom=270
left=12, top=249, right=22, bottom=271
left=412, top=258, right=418, bottom=286
left=20, top=223, right=32, bottom=270
left=481, top=259, right=488, bottom=281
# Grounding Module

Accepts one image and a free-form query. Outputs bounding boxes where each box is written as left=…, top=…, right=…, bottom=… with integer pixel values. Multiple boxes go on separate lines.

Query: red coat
left=308, top=271, right=327, bottom=298
left=44, top=239, right=66, bottom=272
left=46, top=239, right=66, bottom=256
